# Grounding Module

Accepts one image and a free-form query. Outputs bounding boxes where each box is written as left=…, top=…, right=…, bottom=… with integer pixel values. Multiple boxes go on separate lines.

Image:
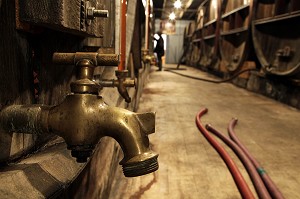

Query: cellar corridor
left=109, top=65, right=300, bottom=199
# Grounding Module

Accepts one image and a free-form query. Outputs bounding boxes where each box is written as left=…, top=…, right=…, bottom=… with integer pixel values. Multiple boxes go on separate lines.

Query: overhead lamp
left=174, top=0, right=182, bottom=9
left=169, top=12, right=176, bottom=20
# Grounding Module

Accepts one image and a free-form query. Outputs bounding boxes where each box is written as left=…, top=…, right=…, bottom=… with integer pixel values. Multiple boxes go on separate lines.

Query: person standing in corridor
left=154, top=31, right=164, bottom=71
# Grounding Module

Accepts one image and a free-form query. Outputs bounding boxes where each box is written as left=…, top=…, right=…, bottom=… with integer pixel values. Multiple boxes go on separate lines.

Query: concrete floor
left=109, top=65, right=300, bottom=199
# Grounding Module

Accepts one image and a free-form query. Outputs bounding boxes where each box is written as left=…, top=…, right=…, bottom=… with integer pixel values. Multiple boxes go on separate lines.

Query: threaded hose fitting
left=122, top=156, right=158, bottom=177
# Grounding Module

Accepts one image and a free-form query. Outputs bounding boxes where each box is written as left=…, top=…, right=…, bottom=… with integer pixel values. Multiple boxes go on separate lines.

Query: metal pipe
left=145, top=0, right=150, bottom=50
left=0, top=94, right=159, bottom=177
left=118, top=0, right=127, bottom=70
left=52, top=52, right=119, bottom=66
left=228, top=119, right=285, bottom=199
left=206, top=124, right=271, bottom=199
left=195, top=108, right=255, bottom=199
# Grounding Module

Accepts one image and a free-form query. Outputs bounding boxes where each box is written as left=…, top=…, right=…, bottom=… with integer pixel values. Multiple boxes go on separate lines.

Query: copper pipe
left=118, top=0, right=127, bottom=71
left=145, top=0, right=150, bottom=50
left=228, top=119, right=285, bottom=199
left=206, top=124, right=271, bottom=199
left=195, top=108, right=255, bottom=199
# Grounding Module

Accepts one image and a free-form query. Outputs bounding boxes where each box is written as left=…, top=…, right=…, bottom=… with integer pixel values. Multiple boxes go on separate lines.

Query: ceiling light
left=169, top=12, right=176, bottom=20
left=174, top=0, right=182, bottom=9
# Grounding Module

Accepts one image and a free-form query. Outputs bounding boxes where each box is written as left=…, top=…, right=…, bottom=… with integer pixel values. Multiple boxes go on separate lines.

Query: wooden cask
left=252, top=0, right=300, bottom=77
left=199, top=0, right=221, bottom=71
left=219, top=0, right=254, bottom=72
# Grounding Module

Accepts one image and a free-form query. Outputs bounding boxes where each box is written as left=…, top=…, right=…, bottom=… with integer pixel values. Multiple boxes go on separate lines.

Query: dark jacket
left=154, top=36, right=164, bottom=57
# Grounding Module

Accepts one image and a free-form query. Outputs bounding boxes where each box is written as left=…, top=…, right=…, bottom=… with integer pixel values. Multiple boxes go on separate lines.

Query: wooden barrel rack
left=190, top=6, right=205, bottom=67
left=199, top=0, right=221, bottom=71
left=219, top=0, right=254, bottom=72
left=185, top=21, right=196, bottom=65
left=252, top=0, right=300, bottom=77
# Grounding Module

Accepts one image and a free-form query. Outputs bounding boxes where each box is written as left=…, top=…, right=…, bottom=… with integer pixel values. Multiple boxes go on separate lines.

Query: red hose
left=206, top=124, right=271, bottom=199
left=195, top=108, right=255, bottom=199
left=228, top=119, right=285, bottom=199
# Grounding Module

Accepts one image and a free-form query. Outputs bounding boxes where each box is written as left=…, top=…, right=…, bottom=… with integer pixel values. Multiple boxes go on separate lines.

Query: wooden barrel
left=252, top=0, right=300, bottom=77
left=199, top=0, right=221, bottom=71
left=183, top=25, right=189, bottom=47
left=183, top=21, right=195, bottom=44
left=190, top=6, right=205, bottom=66
left=219, top=0, right=254, bottom=72
left=185, top=21, right=196, bottom=65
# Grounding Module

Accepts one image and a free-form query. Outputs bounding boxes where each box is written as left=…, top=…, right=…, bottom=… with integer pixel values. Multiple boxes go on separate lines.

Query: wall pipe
left=228, top=119, right=285, bottom=199
left=118, top=0, right=127, bottom=71
left=206, top=124, right=271, bottom=199
left=144, top=0, right=150, bottom=50
left=195, top=108, right=255, bottom=199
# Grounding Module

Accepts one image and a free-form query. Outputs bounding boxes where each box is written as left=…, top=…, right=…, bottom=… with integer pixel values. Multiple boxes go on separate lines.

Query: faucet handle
left=52, top=52, right=119, bottom=94
left=52, top=52, right=119, bottom=66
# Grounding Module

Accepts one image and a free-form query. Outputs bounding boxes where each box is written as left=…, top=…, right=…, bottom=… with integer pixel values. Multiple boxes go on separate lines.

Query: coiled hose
left=196, top=108, right=255, bottom=199
left=228, top=119, right=285, bottom=199
left=206, top=124, right=271, bottom=199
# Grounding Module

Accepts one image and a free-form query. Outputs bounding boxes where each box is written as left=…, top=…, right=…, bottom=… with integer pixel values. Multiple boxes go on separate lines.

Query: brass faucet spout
left=115, top=70, right=135, bottom=103
left=0, top=52, right=158, bottom=177
left=0, top=94, right=158, bottom=177
left=100, top=107, right=158, bottom=177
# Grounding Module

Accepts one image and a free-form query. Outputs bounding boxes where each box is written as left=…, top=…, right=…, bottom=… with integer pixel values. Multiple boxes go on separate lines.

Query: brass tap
left=53, top=52, right=135, bottom=103
left=99, top=70, right=135, bottom=103
left=142, top=49, right=152, bottom=64
left=0, top=52, right=158, bottom=177
left=0, top=95, right=158, bottom=177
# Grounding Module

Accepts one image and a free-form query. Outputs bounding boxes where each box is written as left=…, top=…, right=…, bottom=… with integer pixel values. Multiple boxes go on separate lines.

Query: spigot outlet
left=0, top=94, right=159, bottom=177
left=115, top=70, right=135, bottom=103
left=142, top=54, right=152, bottom=64
left=99, top=70, right=135, bottom=103
left=142, top=49, right=152, bottom=64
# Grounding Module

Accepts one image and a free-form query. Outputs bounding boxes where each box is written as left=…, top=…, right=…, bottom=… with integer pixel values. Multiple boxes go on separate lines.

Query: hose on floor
left=165, top=68, right=258, bottom=83
left=195, top=108, right=255, bottom=199
left=228, top=119, right=285, bottom=199
left=206, top=124, right=272, bottom=199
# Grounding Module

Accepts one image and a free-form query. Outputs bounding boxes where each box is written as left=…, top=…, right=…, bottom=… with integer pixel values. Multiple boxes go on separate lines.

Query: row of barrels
left=183, top=0, right=300, bottom=78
